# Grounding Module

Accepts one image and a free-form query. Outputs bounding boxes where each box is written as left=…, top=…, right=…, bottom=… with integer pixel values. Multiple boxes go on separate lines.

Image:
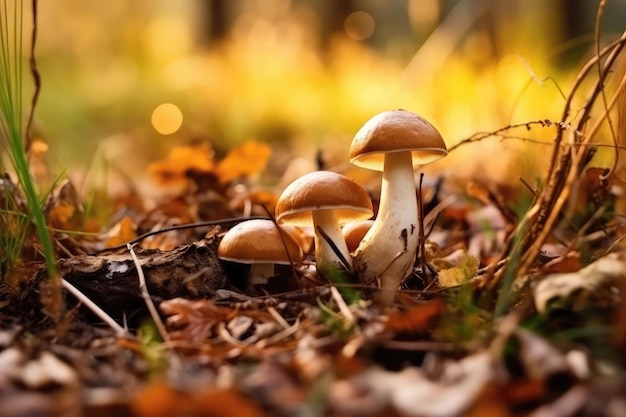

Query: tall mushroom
left=350, top=110, right=447, bottom=304
left=218, top=219, right=303, bottom=290
left=275, top=171, right=373, bottom=280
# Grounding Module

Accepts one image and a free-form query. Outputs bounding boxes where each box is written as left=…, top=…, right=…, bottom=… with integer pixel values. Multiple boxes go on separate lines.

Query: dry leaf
left=360, top=352, right=497, bottom=417
left=190, top=388, right=265, bottom=417
left=131, top=380, right=185, bottom=417
left=161, top=298, right=233, bottom=341
left=533, top=253, right=624, bottom=313
left=385, top=298, right=446, bottom=334
left=46, top=179, right=85, bottom=231
left=215, top=140, right=271, bottom=184
left=103, top=216, right=137, bottom=247
left=29, top=139, right=53, bottom=186
left=148, top=143, right=215, bottom=187
left=515, top=328, right=571, bottom=382
left=437, top=252, right=479, bottom=287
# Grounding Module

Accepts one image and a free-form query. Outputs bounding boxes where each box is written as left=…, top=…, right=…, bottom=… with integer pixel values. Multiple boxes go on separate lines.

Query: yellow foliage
left=437, top=253, right=480, bottom=288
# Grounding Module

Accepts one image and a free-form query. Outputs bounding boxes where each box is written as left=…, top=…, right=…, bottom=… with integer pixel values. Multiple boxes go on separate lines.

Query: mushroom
left=349, top=110, right=447, bottom=303
left=218, top=219, right=303, bottom=289
left=342, top=220, right=375, bottom=254
left=275, top=171, right=373, bottom=280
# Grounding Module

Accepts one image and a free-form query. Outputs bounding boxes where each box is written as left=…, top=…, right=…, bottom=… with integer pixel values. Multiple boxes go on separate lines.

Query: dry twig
left=127, top=243, right=169, bottom=342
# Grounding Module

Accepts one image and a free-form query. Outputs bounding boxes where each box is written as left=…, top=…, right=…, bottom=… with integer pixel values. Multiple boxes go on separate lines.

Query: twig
left=330, top=285, right=356, bottom=325
left=262, top=205, right=299, bottom=283
left=316, top=225, right=353, bottom=273
left=266, top=305, right=290, bottom=329
left=256, top=318, right=300, bottom=347
left=97, top=215, right=270, bottom=253
left=61, top=278, right=131, bottom=338
left=127, top=243, right=169, bottom=342
left=518, top=30, right=626, bottom=276
left=594, top=0, right=619, bottom=179
left=417, top=174, right=428, bottom=283
left=25, top=0, right=40, bottom=152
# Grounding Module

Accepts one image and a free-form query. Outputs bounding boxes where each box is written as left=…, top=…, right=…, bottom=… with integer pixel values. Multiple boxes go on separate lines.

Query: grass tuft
left=0, top=0, right=56, bottom=279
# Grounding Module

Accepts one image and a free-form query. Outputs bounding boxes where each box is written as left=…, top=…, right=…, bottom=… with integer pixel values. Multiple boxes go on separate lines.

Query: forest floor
left=2, top=6, right=626, bottom=417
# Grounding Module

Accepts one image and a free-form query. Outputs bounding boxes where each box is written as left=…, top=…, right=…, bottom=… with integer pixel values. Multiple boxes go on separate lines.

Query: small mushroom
left=350, top=110, right=447, bottom=304
left=275, top=171, right=373, bottom=280
left=218, top=219, right=303, bottom=288
left=342, top=220, right=375, bottom=254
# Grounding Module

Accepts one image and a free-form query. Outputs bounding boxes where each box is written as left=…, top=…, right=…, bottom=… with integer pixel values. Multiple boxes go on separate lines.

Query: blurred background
left=32, top=0, right=626, bottom=193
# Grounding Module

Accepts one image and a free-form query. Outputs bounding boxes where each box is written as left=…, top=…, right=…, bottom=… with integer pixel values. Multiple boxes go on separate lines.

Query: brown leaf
left=385, top=298, right=446, bottom=335
left=161, top=298, right=235, bottom=341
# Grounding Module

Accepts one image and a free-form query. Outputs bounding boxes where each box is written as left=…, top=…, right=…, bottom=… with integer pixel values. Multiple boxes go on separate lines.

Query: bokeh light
left=151, top=103, right=183, bottom=135
left=344, top=11, right=375, bottom=41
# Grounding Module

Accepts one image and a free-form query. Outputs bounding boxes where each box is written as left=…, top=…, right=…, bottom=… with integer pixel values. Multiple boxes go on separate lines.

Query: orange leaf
left=104, top=216, right=137, bottom=247
left=385, top=298, right=446, bottom=334
left=46, top=179, right=85, bottom=231
left=215, top=140, right=271, bottom=184
left=190, top=388, right=264, bottom=417
left=148, top=143, right=215, bottom=186
left=131, top=380, right=185, bottom=417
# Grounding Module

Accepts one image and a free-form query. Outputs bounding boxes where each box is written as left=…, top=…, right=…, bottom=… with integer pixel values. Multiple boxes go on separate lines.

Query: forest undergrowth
left=1, top=1, right=626, bottom=416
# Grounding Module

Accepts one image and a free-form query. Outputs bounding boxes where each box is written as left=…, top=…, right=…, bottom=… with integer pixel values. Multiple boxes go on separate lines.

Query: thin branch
left=97, top=215, right=270, bottom=253
left=329, top=285, right=356, bottom=325
left=316, top=225, right=353, bottom=273
left=127, top=243, right=169, bottom=342
left=594, top=0, right=619, bottom=179
left=61, top=278, right=131, bottom=338
left=25, top=0, right=40, bottom=152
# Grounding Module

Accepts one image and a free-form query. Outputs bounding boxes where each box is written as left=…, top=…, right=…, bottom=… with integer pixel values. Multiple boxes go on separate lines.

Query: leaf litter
left=2, top=10, right=626, bottom=417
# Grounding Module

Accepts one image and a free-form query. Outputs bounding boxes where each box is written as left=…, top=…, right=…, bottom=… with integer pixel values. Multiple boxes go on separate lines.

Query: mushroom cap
left=218, top=219, right=303, bottom=264
left=349, top=109, right=447, bottom=171
left=275, top=171, right=373, bottom=227
left=342, top=219, right=375, bottom=253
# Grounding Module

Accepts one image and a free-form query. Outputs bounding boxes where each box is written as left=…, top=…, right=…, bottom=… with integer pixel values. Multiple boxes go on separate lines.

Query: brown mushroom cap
left=218, top=219, right=303, bottom=264
left=349, top=109, right=447, bottom=171
left=342, top=219, right=375, bottom=253
left=275, top=171, right=373, bottom=227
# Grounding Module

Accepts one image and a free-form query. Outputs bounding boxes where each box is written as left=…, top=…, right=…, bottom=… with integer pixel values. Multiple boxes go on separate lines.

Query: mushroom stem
left=312, top=209, right=352, bottom=277
left=354, top=151, right=419, bottom=304
left=248, top=263, right=276, bottom=286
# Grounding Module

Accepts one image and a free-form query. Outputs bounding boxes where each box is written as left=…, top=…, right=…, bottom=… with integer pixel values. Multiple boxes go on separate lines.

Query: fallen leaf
left=215, top=140, right=271, bottom=184
left=361, top=352, right=498, bottom=417
left=515, top=328, right=571, bottom=383
left=533, top=253, right=625, bottom=313
left=190, top=388, right=265, bottom=417
left=46, top=179, right=85, bottom=231
left=103, top=216, right=137, bottom=247
left=161, top=298, right=233, bottom=342
left=131, top=380, right=186, bottom=417
left=385, top=298, right=446, bottom=335
left=437, top=252, right=479, bottom=287
left=148, top=143, right=215, bottom=187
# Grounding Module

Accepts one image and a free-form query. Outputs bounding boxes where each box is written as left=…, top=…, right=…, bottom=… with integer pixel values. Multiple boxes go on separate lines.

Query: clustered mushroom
left=275, top=171, right=373, bottom=279
left=217, top=109, right=447, bottom=305
left=217, top=219, right=303, bottom=291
